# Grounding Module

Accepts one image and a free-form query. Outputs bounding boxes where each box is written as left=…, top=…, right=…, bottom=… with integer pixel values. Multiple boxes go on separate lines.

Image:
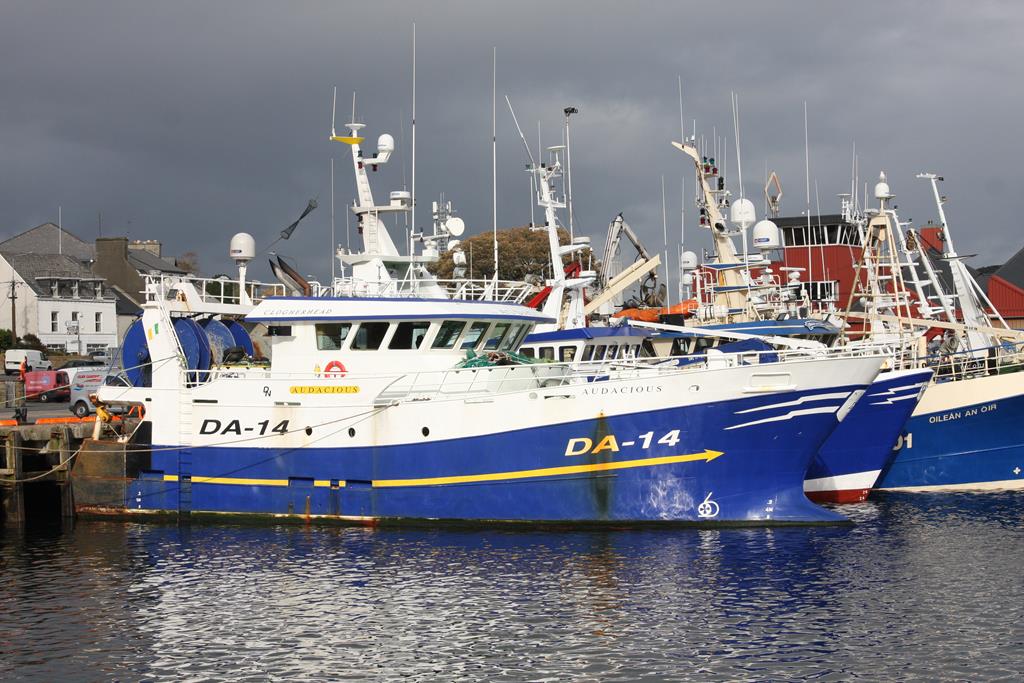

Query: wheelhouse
left=246, top=296, right=553, bottom=374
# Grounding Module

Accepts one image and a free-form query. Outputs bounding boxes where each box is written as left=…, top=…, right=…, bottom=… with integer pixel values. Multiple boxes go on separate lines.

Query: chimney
left=128, top=239, right=162, bottom=257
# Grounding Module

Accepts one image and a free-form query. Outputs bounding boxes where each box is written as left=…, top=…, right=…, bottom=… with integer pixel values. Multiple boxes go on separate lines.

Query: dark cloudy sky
left=2, top=0, right=1021, bottom=288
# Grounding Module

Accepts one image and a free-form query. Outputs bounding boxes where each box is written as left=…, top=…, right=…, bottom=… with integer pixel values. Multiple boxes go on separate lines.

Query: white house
left=0, top=252, right=119, bottom=354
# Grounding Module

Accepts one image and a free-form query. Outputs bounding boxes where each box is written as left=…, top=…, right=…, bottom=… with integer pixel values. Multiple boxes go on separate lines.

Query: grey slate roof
left=108, top=283, right=142, bottom=316
left=127, top=248, right=186, bottom=274
left=1, top=251, right=109, bottom=297
left=0, top=223, right=95, bottom=262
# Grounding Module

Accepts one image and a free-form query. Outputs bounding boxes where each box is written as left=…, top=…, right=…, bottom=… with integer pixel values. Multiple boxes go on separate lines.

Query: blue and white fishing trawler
left=94, top=279, right=885, bottom=525
left=88, top=109, right=888, bottom=526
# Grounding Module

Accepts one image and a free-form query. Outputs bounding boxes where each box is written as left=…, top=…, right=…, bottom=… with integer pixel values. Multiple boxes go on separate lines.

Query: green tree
left=20, top=333, right=45, bottom=351
left=430, top=225, right=573, bottom=281
left=0, top=328, right=13, bottom=351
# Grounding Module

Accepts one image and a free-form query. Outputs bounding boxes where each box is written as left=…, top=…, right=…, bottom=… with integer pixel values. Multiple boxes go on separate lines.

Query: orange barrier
left=0, top=419, right=18, bottom=426
left=613, top=299, right=699, bottom=322
left=35, top=417, right=82, bottom=425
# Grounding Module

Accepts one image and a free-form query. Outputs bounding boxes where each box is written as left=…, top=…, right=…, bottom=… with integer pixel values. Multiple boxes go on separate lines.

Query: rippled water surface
left=2, top=493, right=1024, bottom=681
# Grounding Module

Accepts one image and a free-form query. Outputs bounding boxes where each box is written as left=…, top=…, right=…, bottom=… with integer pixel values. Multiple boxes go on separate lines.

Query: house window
left=95, top=312, right=102, bottom=332
left=45, top=343, right=64, bottom=353
left=71, top=311, right=79, bottom=324
left=50, top=312, right=58, bottom=333
left=86, top=343, right=107, bottom=353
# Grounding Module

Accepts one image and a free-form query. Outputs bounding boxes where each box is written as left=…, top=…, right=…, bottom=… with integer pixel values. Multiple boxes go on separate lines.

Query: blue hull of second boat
left=805, top=368, right=932, bottom=503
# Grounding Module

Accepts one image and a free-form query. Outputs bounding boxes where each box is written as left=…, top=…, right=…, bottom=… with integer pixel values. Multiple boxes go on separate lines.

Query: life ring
left=323, top=360, right=347, bottom=377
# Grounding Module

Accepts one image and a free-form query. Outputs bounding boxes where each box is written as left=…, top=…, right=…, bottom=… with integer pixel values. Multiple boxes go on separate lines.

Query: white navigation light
left=445, top=217, right=466, bottom=237
left=229, top=232, right=256, bottom=263
left=752, top=219, right=781, bottom=250
left=875, top=171, right=892, bottom=200
left=730, top=197, right=756, bottom=230
left=681, top=250, right=699, bottom=270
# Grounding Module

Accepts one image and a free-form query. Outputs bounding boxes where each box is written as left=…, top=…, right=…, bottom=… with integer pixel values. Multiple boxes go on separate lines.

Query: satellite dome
left=875, top=171, right=892, bottom=200
left=752, top=219, right=781, bottom=250
left=730, top=197, right=756, bottom=229
left=229, top=233, right=256, bottom=263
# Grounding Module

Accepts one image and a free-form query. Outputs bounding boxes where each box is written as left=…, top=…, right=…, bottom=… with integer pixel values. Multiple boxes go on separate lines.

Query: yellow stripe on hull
left=162, top=475, right=344, bottom=488
left=373, top=450, right=725, bottom=488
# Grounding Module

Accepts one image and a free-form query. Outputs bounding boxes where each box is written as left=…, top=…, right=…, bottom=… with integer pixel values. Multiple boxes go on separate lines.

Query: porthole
left=305, top=426, right=313, bottom=436
left=421, top=427, right=430, bottom=437
left=348, top=427, right=356, bottom=437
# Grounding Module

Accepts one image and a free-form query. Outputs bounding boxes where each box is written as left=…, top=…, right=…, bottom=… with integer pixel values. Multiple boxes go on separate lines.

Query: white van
left=4, top=349, right=53, bottom=374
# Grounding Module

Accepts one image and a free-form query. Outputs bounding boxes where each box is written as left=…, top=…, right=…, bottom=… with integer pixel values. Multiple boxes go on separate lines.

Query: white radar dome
left=681, top=250, right=699, bottom=270
left=377, top=133, right=395, bottom=154
left=752, top=219, right=782, bottom=250
left=730, top=197, right=756, bottom=230
left=229, top=232, right=256, bottom=262
left=875, top=171, right=892, bottom=199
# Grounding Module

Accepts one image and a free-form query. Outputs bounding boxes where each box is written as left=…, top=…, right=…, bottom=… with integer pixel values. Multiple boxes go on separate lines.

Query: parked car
left=4, top=349, right=53, bottom=374
left=69, top=373, right=130, bottom=418
left=89, top=348, right=115, bottom=364
left=24, top=370, right=71, bottom=402
left=57, top=358, right=107, bottom=384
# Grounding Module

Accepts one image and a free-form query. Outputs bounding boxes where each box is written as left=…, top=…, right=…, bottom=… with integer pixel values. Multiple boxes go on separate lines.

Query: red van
left=24, top=370, right=71, bottom=402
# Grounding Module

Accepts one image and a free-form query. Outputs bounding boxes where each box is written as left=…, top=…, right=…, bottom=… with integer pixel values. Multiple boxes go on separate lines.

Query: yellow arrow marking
left=373, top=450, right=725, bottom=488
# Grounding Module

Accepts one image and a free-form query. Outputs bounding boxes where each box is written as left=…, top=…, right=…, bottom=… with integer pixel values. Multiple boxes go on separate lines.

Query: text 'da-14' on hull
left=108, top=356, right=881, bottom=526
left=804, top=367, right=933, bottom=504
left=875, top=370, right=1024, bottom=492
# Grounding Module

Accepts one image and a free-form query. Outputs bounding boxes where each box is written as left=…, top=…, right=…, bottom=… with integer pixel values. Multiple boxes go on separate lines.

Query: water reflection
left=2, top=494, right=1024, bottom=681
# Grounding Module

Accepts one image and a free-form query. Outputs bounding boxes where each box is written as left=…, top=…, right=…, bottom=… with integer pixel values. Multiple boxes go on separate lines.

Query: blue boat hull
left=876, top=373, right=1024, bottom=491
left=805, top=369, right=931, bottom=502
left=123, top=386, right=865, bottom=525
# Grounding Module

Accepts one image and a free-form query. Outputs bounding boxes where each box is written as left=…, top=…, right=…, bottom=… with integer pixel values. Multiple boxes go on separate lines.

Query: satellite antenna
left=229, top=232, right=255, bottom=305
left=445, top=216, right=466, bottom=237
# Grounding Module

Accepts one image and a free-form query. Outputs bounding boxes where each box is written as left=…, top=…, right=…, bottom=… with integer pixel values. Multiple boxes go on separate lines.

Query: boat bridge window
left=268, top=325, right=292, bottom=337
left=581, top=345, right=595, bottom=362
left=483, top=323, right=512, bottom=350
left=460, top=322, right=490, bottom=350
left=315, top=323, right=352, bottom=350
left=389, top=321, right=431, bottom=349
left=351, top=322, right=391, bottom=350
left=538, top=346, right=555, bottom=361
left=559, top=345, right=577, bottom=362
left=432, top=321, right=466, bottom=349
left=520, top=347, right=536, bottom=359
left=593, top=345, right=607, bottom=360
left=500, top=324, right=525, bottom=351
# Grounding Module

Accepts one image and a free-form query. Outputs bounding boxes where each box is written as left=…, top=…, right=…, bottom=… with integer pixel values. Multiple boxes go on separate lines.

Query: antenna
left=731, top=92, right=744, bottom=199
left=491, top=47, right=498, bottom=293
left=411, top=23, right=416, bottom=239
left=662, top=175, right=671, bottom=308
left=330, top=158, right=335, bottom=280
left=804, top=101, right=812, bottom=285
left=331, top=86, right=338, bottom=138
left=58, top=205, right=62, bottom=255
left=677, top=76, right=684, bottom=143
